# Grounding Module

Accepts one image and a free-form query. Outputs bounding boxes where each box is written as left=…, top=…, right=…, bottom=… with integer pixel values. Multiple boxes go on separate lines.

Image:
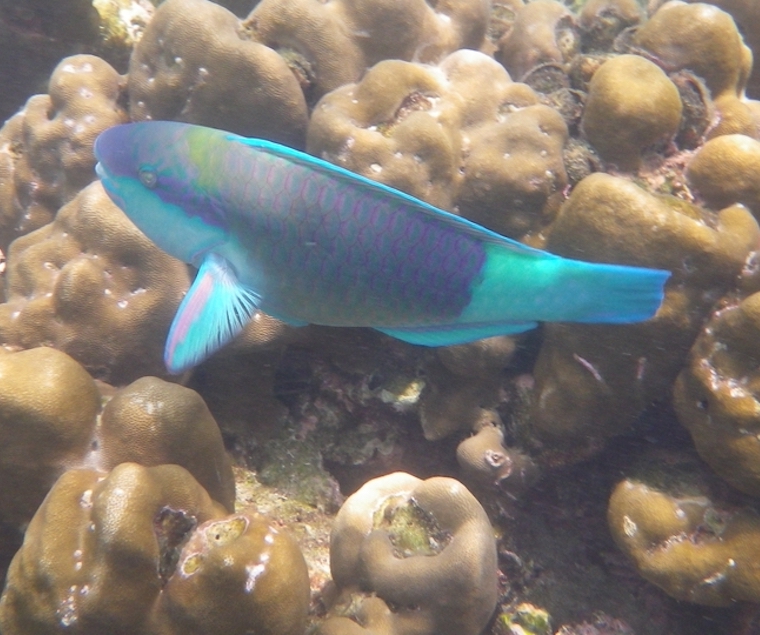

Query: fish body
left=94, top=121, right=669, bottom=374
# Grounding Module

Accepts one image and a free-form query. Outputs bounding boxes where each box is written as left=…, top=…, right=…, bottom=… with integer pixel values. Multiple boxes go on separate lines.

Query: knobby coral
left=0, top=54, right=127, bottom=252
left=324, top=472, right=498, bottom=635
left=0, top=464, right=309, bottom=635
left=0, top=181, right=189, bottom=384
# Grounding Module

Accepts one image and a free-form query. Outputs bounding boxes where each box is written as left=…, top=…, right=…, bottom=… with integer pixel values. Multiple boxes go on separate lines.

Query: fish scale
left=214, top=140, right=485, bottom=325
left=94, top=121, right=670, bottom=373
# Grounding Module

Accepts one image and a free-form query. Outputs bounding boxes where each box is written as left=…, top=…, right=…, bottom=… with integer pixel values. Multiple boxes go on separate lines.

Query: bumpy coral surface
left=530, top=174, right=759, bottom=456
left=0, top=347, right=100, bottom=527
left=128, top=0, right=308, bottom=146
left=496, top=0, right=578, bottom=80
left=609, top=474, right=760, bottom=606
left=0, top=347, right=235, bottom=529
left=0, top=464, right=309, bottom=635
left=245, top=0, right=491, bottom=104
left=0, top=181, right=189, bottom=384
left=0, top=54, right=127, bottom=252
left=325, top=472, right=497, bottom=635
left=581, top=55, right=682, bottom=170
left=309, top=49, right=568, bottom=239
left=635, top=2, right=757, bottom=139
left=686, top=133, right=760, bottom=219
left=674, top=292, right=760, bottom=497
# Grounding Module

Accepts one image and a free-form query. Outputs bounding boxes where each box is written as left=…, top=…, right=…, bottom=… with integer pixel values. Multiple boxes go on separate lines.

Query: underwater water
left=1, top=1, right=760, bottom=634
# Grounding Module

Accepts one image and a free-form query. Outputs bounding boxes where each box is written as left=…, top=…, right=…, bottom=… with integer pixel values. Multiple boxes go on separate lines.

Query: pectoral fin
left=376, top=321, right=537, bottom=347
left=165, top=253, right=261, bottom=374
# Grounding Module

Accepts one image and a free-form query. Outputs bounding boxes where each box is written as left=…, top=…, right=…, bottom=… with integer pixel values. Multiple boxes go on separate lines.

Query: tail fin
left=558, top=259, right=670, bottom=324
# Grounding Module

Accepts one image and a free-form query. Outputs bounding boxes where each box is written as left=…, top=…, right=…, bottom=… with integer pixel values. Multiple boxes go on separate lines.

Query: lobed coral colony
left=1, top=0, right=760, bottom=633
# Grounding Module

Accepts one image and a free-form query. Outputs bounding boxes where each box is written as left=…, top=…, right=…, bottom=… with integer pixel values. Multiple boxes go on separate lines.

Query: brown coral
left=686, top=133, right=760, bottom=219
left=0, top=347, right=100, bottom=527
left=327, top=472, right=497, bottom=635
left=609, top=474, right=760, bottom=606
left=634, top=2, right=756, bottom=138
left=419, top=336, right=516, bottom=440
left=0, top=464, right=309, bottom=635
left=674, top=291, right=760, bottom=497
left=128, top=0, right=308, bottom=147
left=0, top=347, right=235, bottom=529
left=0, top=181, right=190, bottom=384
left=245, top=0, right=491, bottom=104
left=634, top=2, right=751, bottom=100
left=0, top=54, right=127, bottom=252
left=581, top=54, right=682, bottom=171
left=308, top=49, right=568, bottom=239
left=529, top=174, right=759, bottom=457
left=496, top=0, right=579, bottom=81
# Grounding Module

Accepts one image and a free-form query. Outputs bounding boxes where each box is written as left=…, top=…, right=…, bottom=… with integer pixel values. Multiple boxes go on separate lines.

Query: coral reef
left=0, top=464, right=309, bottom=635
left=245, top=0, right=491, bottom=104
left=308, top=49, right=568, bottom=239
left=529, top=174, right=759, bottom=456
left=128, top=0, right=308, bottom=146
left=496, top=0, right=578, bottom=80
left=686, top=133, right=760, bottom=219
left=324, top=472, right=498, bottom=635
left=608, top=462, right=760, bottom=606
left=0, top=347, right=100, bottom=527
left=0, top=54, right=127, bottom=252
left=0, top=347, right=235, bottom=530
left=0, top=0, right=103, bottom=121
left=0, top=181, right=190, bottom=384
left=581, top=54, right=682, bottom=170
left=6, top=0, right=760, bottom=632
left=634, top=2, right=757, bottom=139
left=674, top=290, right=760, bottom=497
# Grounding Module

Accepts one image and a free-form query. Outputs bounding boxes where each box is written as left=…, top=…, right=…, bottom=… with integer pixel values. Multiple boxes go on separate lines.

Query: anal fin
left=376, top=321, right=537, bottom=347
left=165, top=253, right=262, bottom=373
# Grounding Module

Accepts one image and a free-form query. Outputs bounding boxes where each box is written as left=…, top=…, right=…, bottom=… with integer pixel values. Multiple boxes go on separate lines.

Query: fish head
left=94, top=121, right=229, bottom=266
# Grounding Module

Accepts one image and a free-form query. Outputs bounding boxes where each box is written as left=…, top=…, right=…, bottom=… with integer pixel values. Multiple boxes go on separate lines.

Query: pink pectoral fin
left=164, top=253, right=261, bottom=374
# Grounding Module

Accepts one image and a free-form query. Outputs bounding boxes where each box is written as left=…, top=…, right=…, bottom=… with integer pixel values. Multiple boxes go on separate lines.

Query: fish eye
left=138, top=166, right=158, bottom=188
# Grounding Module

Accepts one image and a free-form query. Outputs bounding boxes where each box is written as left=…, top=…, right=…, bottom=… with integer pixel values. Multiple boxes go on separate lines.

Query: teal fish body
left=94, top=121, right=669, bottom=374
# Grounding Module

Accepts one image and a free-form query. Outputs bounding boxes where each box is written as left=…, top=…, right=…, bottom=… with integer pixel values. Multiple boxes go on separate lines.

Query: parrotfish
left=94, top=121, right=669, bottom=374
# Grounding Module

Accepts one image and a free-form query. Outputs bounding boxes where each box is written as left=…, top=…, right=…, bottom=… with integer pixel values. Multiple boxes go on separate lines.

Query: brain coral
left=308, top=49, right=568, bottom=240
left=0, top=54, right=127, bottom=252
left=326, top=472, right=497, bottom=635
left=128, top=0, right=308, bottom=146
left=0, top=181, right=189, bottom=384
left=0, top=464, right=309, bottom=635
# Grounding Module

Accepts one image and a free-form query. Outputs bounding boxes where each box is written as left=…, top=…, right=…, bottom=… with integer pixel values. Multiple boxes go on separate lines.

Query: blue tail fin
left=559, top=260, right=670, bottom=324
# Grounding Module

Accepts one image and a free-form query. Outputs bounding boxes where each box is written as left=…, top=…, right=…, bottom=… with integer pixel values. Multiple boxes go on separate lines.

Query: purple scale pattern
left=218, top=145, right=488, bottom=327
